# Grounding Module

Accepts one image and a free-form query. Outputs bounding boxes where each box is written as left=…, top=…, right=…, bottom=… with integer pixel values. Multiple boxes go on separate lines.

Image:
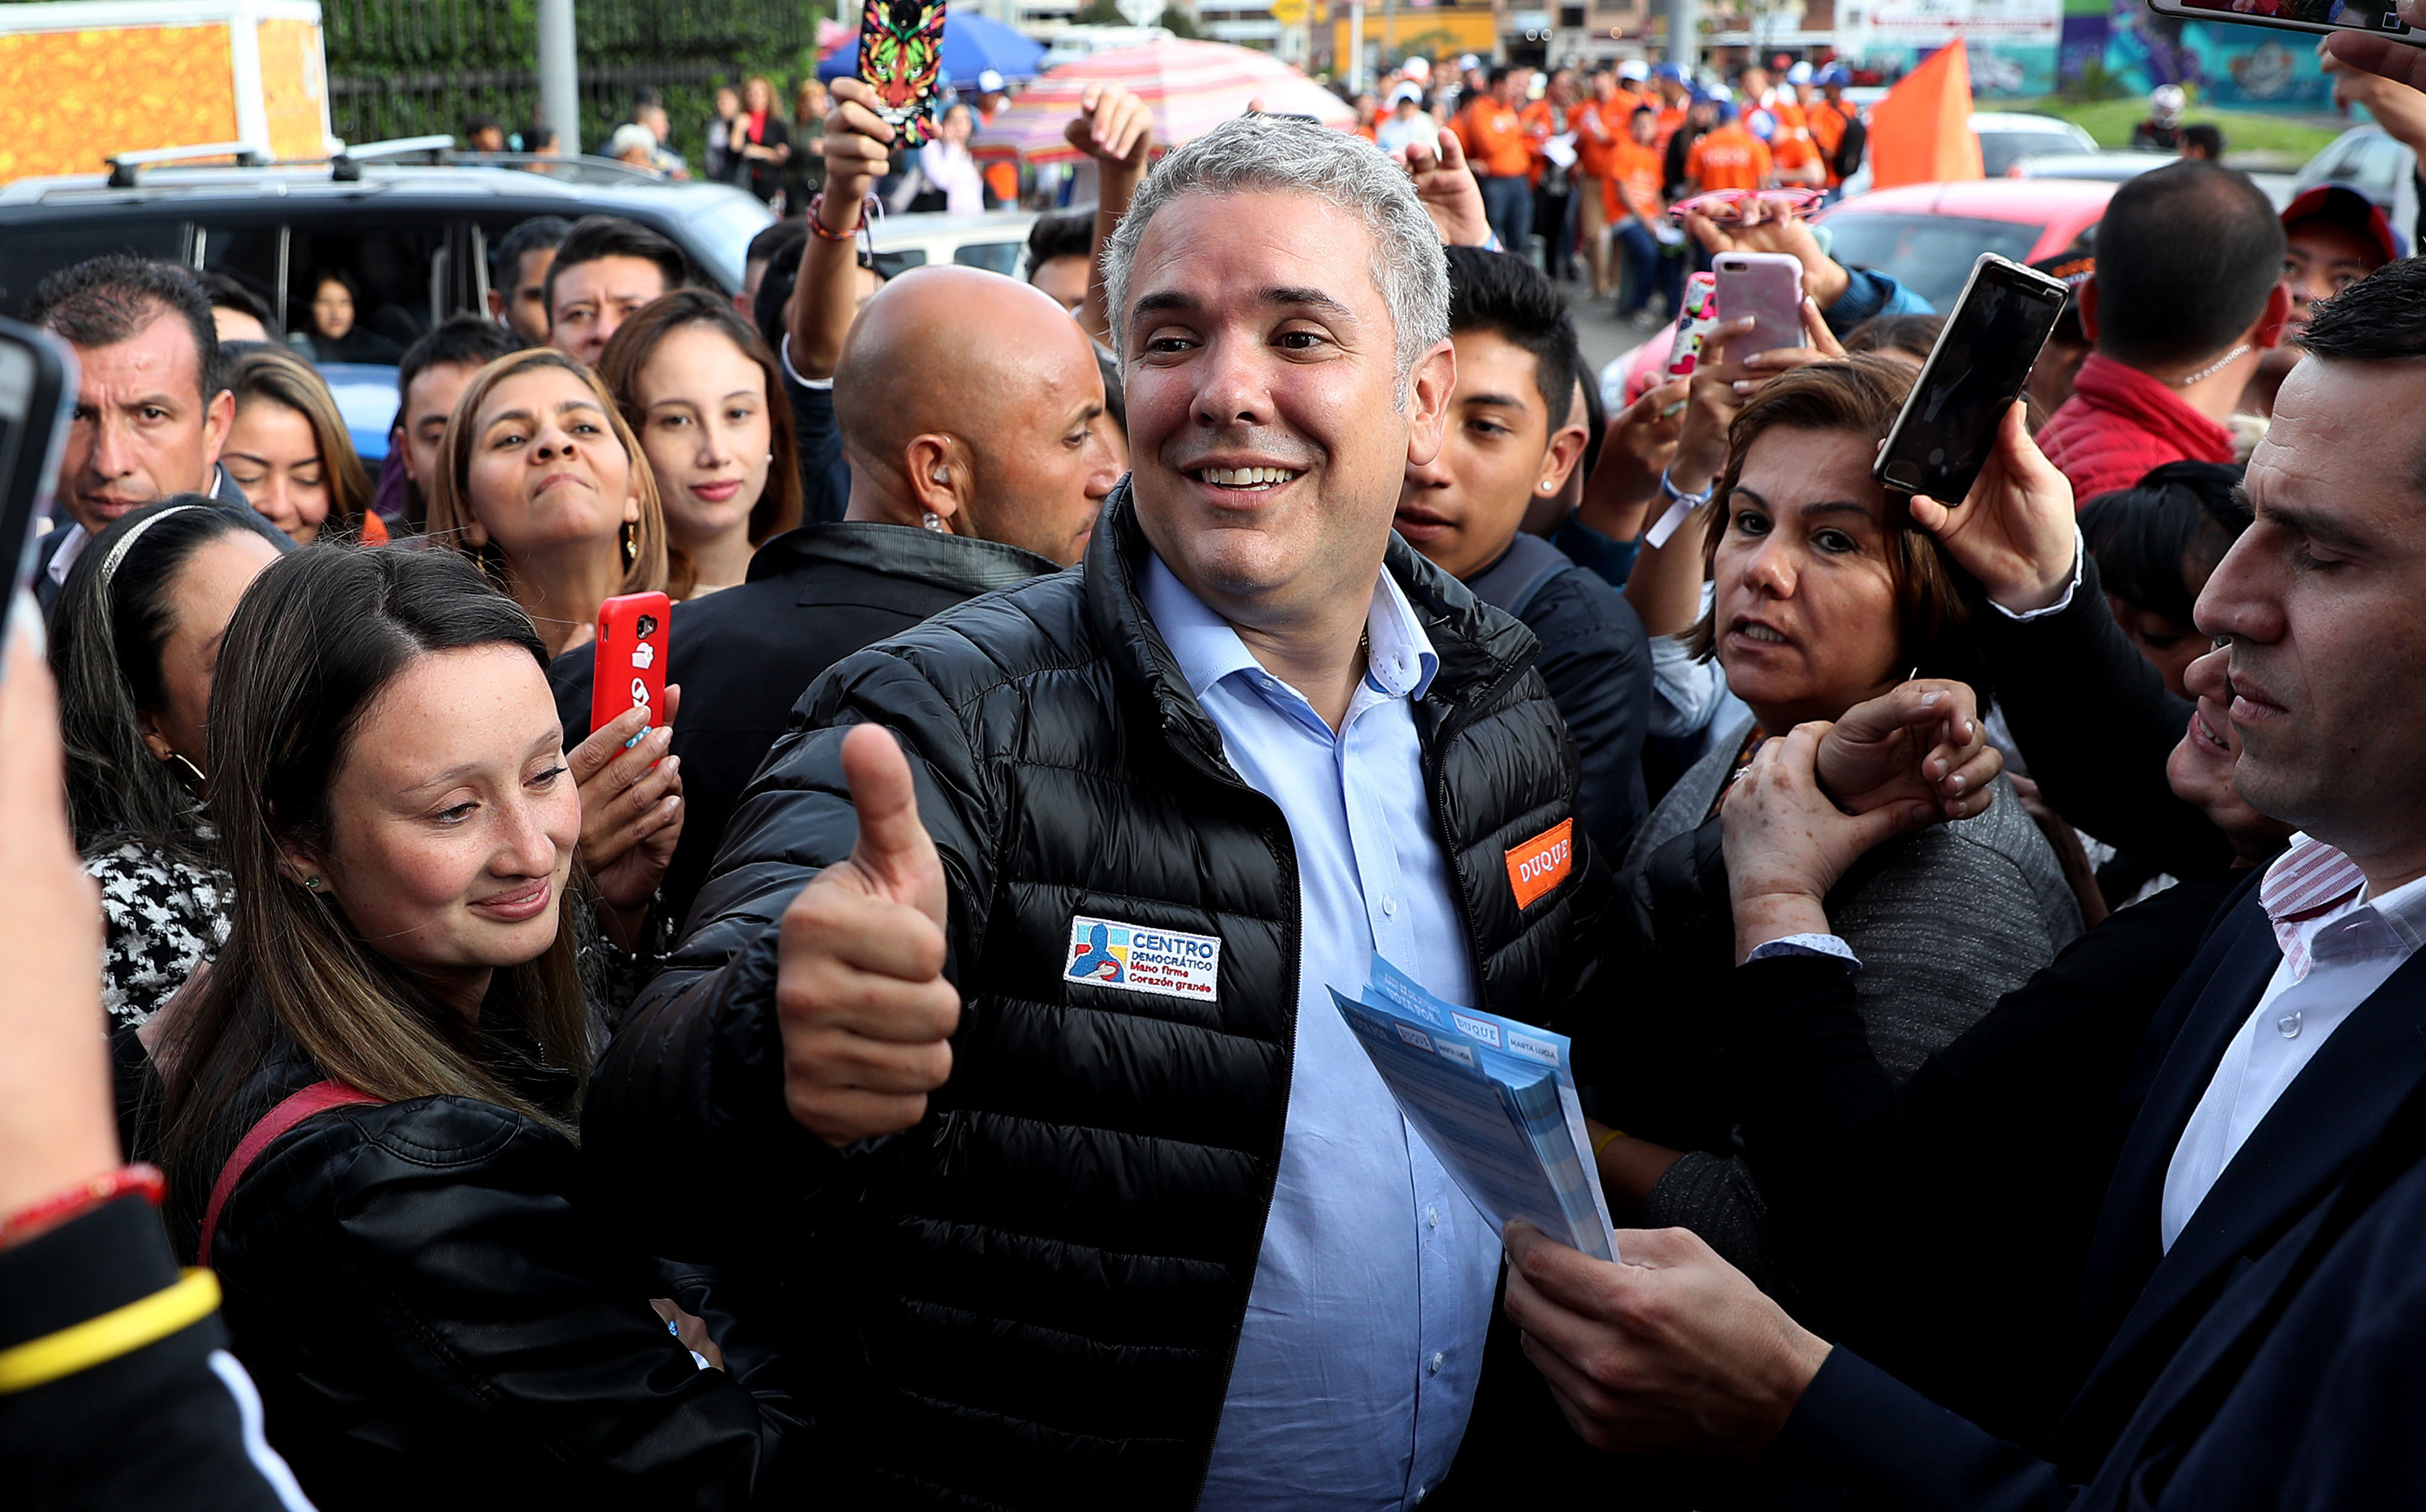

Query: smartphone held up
left=1874, top=253, right=2069, bottom=506
left=591, top=591, right=672, bottom=745
left=859, top=0, right=949, bottom=146
left=2142, top=0, right=2421, bottom=45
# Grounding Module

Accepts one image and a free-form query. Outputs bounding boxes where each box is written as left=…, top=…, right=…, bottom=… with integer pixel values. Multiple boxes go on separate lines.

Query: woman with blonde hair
left=223, top=344, right=386, bottom=544
left=426, top=348, right=668, bottom=655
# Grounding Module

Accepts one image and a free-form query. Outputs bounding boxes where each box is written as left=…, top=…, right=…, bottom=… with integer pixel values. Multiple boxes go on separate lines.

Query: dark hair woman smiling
left=147, top=547, right=797, bottom=1511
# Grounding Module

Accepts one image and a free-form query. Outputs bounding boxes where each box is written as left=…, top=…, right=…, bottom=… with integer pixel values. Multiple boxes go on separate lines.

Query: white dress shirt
left=2160, top=835, right=2426, bottom=1251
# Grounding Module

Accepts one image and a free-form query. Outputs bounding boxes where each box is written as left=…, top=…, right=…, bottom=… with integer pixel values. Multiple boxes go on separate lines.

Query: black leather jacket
left=585, top=487, right=1608, bottom=1509
left=195, top=1041, right=804, bottom=1512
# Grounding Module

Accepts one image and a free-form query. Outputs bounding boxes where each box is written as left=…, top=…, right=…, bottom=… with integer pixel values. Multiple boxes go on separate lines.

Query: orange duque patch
left=1504, top=819, right=1574, bottom=909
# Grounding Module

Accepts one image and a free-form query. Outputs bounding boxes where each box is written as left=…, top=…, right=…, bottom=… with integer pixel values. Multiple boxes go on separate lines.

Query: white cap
left=1786, top=60, right=1812, bottom=84
left=977, top=68, right=1006, bottom=93
left=1618, top=58, right=1649, bottom=81
left=1402, top=55, right=1431, bottom=81
left=1459, top=52, right=1482, bottom=70
left=1390, top=82, right=1425, bottom=106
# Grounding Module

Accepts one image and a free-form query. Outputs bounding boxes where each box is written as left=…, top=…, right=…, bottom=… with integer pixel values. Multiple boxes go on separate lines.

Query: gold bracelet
left=0, top=1268, right=221, bottom=1395
left=1592, top=1126, right=1626, bottom=1157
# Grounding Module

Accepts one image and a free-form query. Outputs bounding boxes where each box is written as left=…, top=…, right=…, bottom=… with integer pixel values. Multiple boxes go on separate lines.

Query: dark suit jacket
left=550, top=521, right=1058, bottom=930
left=35, top=464, right=252, bottom=615
left=1767, top=882, right=2426, bottom=1506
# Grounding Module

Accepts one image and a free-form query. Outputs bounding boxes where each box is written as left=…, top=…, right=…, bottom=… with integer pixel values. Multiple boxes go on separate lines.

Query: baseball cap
left=1786, top=60, right=1813, bottom=84
left=1389, top=82, right=1424, bottom=106
left=1816, top=63, right=1851, bottom=85
left=2280, top=183, right=2403, bottom=266
left=977, top=68, right=1006, bottom=93
left=2031, top=246, right=2095, bottom=291
left=1459, top=52, right=1482, bottom=71
left=1618, top=58, right=1650, bottom=81
left=1402, top=55, right=1431, bottom=82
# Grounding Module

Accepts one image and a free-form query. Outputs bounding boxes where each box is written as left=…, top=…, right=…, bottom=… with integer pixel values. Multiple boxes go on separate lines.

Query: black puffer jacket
left=197, top=1039, right=804, bottom=1512
left=585, top=485, right=1606, bottom=1509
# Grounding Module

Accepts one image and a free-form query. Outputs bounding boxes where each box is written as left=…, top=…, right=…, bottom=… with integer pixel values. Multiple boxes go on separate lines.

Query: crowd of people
left=18, top=25, right=2426, bottom=1512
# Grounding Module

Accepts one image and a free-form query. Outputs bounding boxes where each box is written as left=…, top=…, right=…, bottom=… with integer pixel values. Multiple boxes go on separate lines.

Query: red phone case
left=591, top=591, right=671, bottom=736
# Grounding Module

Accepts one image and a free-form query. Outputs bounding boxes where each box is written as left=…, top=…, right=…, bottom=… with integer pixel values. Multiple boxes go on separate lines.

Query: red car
left=1614, top=178, right=2116, bottom=403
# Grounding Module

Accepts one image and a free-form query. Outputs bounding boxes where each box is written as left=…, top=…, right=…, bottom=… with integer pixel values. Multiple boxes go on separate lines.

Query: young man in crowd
left=26, top=256, right=246, bottom=612
left=2240, top=183, right=2396, bottom=415
left=388, top=316, right=517, bottom=535
left=543, top=215, right=690, bottom=366
left=585, top=113, right=1610, bottom=1508
left=2037, top=160, right=2288, bottom=499
left=1396, top=245, right=1651, bottom=858
left=485, top=214, right=570, bottom=348
left=1022, top=205, right=1097, bottom=316
left=1500, top=256, right=2426, bottom=1510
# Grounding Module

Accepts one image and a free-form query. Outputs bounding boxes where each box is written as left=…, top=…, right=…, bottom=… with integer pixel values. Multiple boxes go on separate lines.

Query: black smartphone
left=1874, top=254, right=2070, bottom=504
left=2142, top=0, right=2421, bottom=46
left=0, top=318, right=73, bottom=612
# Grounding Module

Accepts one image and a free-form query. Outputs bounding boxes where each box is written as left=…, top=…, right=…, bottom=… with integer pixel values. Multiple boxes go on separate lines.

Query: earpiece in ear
left=932, top=469, right=949, bottom=484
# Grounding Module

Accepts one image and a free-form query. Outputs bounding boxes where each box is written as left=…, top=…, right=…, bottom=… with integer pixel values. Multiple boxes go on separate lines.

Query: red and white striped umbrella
left=972, top=40, right=1354, bottom=164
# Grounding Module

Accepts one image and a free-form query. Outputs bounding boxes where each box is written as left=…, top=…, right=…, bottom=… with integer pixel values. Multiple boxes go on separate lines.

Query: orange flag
left=1868, top=39, right=1983, bottom=189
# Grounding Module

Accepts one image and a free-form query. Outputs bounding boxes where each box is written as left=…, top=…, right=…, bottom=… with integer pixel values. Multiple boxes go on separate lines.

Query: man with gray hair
left=586, top=112, right=1607, bottom=1506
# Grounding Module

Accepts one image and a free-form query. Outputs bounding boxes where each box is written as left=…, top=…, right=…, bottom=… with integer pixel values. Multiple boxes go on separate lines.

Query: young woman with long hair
left=223, top=343, right=387, bottom=544
left=597, top=289, right=802, bottom=597
left=49, top=499, right=289, bottom=1025
left=424, top=348, right=669, bottom=654
left=147, top=546, right=796, bottom=1511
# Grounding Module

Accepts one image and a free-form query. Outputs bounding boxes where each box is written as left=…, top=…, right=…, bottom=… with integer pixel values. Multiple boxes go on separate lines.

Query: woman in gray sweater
left=1591, top=358, right=2083, bottom=1301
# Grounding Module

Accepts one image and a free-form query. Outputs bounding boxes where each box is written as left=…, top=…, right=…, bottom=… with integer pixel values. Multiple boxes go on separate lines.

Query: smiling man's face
left=2197, top=353, right=2426, bottom=877
left=1120, top=189, right=1452, bottom=634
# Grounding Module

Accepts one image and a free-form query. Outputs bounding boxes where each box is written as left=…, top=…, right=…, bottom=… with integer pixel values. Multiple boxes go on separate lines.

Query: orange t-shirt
left=1653, top=106, right=1687, bottom=158
left=1463, top=100, right=1532, bottom=178
left=1770, top=128, right=1823, bottom=186
left=1573, top=100, right=1615, bottom=180
left=1519, top=99, right=1560, bottom=184
left=1685, top=124, right=1771, bottom=192
left=1603, top=140, right=1664, bottom=224
left=1807, top=100, right=1856, bottom=185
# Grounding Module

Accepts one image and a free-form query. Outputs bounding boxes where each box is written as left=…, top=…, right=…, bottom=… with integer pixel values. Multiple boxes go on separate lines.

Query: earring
left=164, top=751, right=206, bottom=794
left=303, top=876, right=322, bottom=891
left=621, top=518, right=637, bottom=568
left=931, top=468, right=949, bottom=484
left=921, top=511, right=946, bottom=532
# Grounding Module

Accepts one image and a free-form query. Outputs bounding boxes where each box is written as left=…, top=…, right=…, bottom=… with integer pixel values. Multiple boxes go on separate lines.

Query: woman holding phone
left=426, top=348, right=669, bottom=656
left=144, top=546, right=799, bottom=1510
left=1591, top=357, right=2081, bottom=1294
left=597, top=290, right=802, bottom=598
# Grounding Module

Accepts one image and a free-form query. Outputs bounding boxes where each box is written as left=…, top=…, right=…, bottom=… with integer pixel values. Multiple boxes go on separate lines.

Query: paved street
left=1564, top=274, right=1657, bottom=400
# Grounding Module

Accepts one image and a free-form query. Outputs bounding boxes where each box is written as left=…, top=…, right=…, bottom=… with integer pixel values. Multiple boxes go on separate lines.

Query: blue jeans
left=1614, top=218, right=1682, bottom=317
left=1479, top=174, right=1534, bottom=262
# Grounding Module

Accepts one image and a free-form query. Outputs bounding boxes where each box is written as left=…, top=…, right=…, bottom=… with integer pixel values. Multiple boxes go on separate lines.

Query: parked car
left=865, top=209, right=1040, bottom=282
left=2294, top=124, right=2419, bottom=250
left=1838, top=112, right=2098, bottom=198
left=2006, top=150, right=2171, bottom=184
left=0, top=144, right=775, bottom=463
left=1608, top=177, right=2116, bottom=405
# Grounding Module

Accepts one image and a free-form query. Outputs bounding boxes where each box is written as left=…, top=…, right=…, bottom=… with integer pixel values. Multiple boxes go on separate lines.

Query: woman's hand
left=821, top=78, right=898, bottom=208
left=1814, top=678, right=2000, bottom=822
left=1686, top=200, right=1852, bottom=309
left=1673, top=303, right=1844, bottom=493
left=1906, top=401, right=2077, bottom=613
left=0, top=610, right=120, bottom=1235
left=571, top=690, right=685, bottom=943
left=1723, top=722, right=1941, bottom=963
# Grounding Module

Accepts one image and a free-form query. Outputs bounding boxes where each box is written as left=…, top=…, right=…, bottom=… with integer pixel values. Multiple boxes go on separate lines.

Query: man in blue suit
left=1499, top=258, right=2426, bottom=1506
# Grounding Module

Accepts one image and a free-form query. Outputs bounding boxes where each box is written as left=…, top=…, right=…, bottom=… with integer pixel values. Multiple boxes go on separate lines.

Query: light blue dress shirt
left=1141, top=553, right=1500, bottom=1510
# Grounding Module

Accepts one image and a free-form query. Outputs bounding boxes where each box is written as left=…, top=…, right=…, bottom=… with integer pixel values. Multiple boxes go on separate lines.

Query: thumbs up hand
left=776, top=723, right=961, bottom=1147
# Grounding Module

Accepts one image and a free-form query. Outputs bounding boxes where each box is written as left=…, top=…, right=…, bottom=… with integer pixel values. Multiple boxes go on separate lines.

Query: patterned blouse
left=87, top=840, right=233, bottom=1029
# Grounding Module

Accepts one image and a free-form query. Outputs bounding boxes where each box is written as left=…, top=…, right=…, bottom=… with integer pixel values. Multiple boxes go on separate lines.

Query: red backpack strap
left=198, top=1080, right=383, bottom=1268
